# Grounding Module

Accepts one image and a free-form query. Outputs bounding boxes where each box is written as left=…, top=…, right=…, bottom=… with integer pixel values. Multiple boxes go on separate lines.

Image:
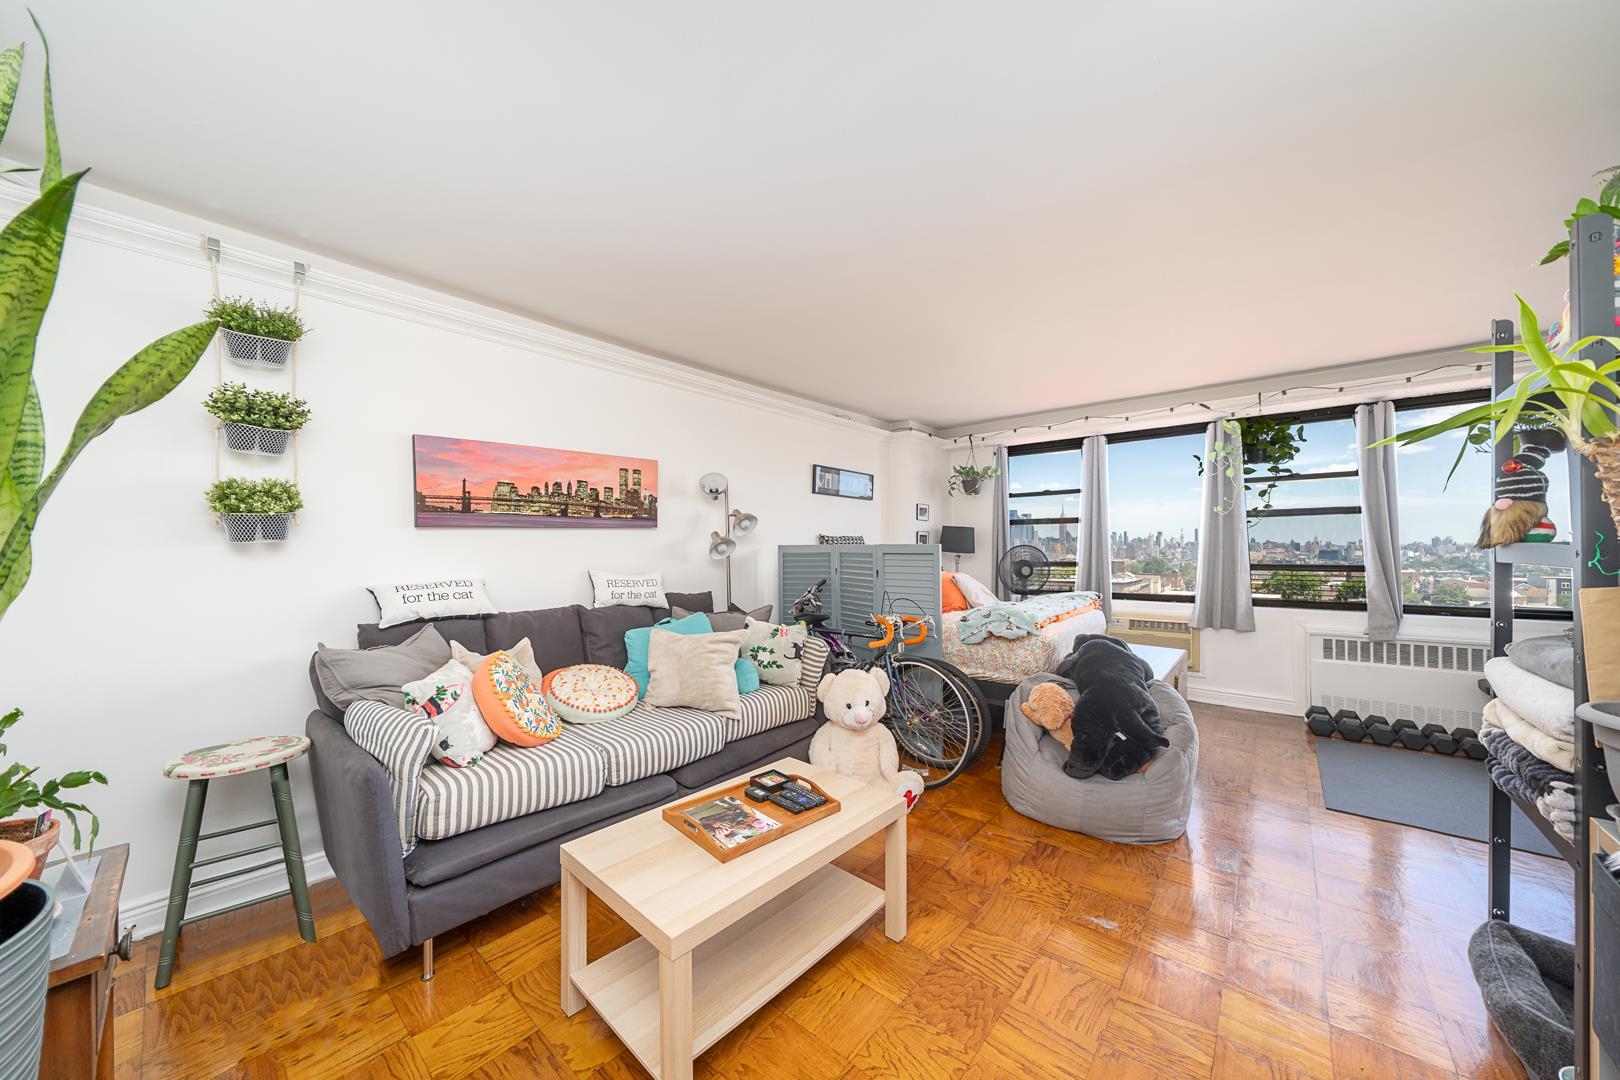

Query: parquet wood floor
left=115, top=704, right=1573, bottom=1078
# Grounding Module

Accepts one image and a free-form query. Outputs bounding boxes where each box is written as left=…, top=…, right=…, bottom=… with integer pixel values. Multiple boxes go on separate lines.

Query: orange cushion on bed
left=941, top=573, right=970, bottom=613
left=473, top=650, right=562, bottom=747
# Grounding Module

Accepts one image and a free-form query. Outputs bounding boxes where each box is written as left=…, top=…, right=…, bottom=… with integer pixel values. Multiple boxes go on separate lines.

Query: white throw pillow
left=741, top=618, right=809, bottom=686
left=953, top=572, right=999, bottom=608
left=401, top=659, right=498, bottom=768
left=645, top=628, right=749, bottom=718
left=368, top=578, right=497, bottom=629
left=589, top=570, right=667, bottom=609
left=450, top=637, right=544, bottom=687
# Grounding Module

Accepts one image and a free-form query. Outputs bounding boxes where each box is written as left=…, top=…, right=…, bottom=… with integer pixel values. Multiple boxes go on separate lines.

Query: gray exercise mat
left=1313, top=737, right=1558, bottom=858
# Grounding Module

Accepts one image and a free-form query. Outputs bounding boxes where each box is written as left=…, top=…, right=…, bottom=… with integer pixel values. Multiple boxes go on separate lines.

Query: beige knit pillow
left=644, top=629, right=749, bottom=718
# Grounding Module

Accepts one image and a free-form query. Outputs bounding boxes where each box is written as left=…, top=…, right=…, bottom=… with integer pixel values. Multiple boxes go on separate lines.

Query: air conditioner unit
left=1307, top=631, right=1490, bottom=728
left=1111, top=613, right=1201, bottom=673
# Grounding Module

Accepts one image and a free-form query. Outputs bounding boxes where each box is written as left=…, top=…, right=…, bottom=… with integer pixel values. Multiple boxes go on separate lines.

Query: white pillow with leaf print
left=401, top=659, right=497, bottom=768
left=741, top=618, right=809, bottom=687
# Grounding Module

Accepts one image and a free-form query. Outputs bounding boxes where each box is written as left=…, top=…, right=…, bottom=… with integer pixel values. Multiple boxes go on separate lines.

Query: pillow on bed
left=941, top=574, right=970, bottom=613
left=953, top=573, right=999, bottom=608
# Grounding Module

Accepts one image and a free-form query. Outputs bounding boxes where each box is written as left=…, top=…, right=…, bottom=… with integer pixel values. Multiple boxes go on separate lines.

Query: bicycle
left=792, top=579, right=991, bottom=788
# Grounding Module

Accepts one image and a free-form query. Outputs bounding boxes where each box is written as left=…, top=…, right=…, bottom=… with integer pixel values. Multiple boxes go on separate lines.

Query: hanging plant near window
left=949, top=436, right=1000, bottom=496
left=1195, top=416, right=1305, bottom=518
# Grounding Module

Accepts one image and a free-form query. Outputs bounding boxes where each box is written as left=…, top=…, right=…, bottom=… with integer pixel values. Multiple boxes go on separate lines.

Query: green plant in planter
left=0, top=708, right=103, bottom=850
left=948, top=463, right=999, bottom=496
left=1195, top=416, right=1305, bottom=517
left=205, top=477, right=305, bottom=516
left=205, top=296, right=307, bottom=342
left=202, top=382, right=311, bottom=430
left=1540, top=165, right=1620, bottom=265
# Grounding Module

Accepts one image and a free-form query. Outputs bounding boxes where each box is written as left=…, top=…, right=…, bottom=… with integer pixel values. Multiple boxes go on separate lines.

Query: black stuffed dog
left=1054, top=635, right=1168, bottom=781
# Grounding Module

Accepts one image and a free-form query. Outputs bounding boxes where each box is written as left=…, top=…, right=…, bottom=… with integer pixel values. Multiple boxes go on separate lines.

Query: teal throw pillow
left=734, top=658, right=761, bottom=695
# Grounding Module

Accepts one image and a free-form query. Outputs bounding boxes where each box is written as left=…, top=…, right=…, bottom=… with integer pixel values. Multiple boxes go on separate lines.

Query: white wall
left=0, top=179, right=927, bottom=931
left=942, top=444, right=998, bottom=583
left=883, top=431, right=950, bottom=547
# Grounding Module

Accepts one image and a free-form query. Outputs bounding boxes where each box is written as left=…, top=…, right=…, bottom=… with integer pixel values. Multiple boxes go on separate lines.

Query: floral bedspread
left=940, top=592, right=1105, bottom=684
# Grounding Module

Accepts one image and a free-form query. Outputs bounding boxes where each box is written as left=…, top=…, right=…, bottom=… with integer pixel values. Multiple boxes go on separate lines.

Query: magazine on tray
left=680, top=795, right=780, bottom=850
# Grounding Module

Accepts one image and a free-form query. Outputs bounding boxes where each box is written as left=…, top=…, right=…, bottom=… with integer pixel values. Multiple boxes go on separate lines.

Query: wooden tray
left=663, top=775, right=841, bottom=863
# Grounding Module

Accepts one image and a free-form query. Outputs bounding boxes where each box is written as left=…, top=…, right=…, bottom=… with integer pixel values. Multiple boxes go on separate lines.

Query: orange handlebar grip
left=867, top=615, right=895, bottom=649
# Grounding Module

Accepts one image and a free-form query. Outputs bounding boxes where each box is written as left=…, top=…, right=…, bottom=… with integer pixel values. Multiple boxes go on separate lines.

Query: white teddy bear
left=811, top=667, right=924, bottom=812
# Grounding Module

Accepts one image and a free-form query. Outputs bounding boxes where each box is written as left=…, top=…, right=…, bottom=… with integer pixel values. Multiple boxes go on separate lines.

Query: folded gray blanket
left=1482, top=727, right=1576, bottom=796
left=1489, top=757, right=1576, bottom=842
left=1506, top=630, right=1575, bottom=690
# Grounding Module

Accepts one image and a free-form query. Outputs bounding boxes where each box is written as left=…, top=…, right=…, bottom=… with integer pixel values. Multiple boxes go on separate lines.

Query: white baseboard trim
left=1187, top=686, right=1298, bottom=716
left=122, top=849, right=335, bottom=942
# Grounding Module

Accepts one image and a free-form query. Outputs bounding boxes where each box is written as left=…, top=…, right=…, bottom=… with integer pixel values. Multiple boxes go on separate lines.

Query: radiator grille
left=1316, top=636, right=1488, bottom=673
left=1112, top=615, right=1200, bottom=672
left=1319, top=693, right=1482, bottom=729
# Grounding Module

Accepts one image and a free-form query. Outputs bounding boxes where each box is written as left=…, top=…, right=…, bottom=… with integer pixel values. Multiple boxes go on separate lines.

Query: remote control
left=768, top=783, right=828, bottom=814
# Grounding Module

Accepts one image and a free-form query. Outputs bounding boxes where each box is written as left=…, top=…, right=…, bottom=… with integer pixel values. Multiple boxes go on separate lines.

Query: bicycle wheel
left=882, top=655, right=987, bottom=788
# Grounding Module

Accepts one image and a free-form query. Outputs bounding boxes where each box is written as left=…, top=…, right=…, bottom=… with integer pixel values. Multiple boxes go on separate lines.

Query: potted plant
left=203, top=382, right=312, bottom=455
left=206, top=478, right=305, bottom=542
left=0, top=710, right=103, bottom=877
left=1196, top=416, right=1304, bottom=517
left=205, top=296, right=308, bottom=368
left=949, top=463, right=999, bottom=496
left=1381, top=296, right=1620, bottom=539
left=0, top=19, right=214, bottom=1074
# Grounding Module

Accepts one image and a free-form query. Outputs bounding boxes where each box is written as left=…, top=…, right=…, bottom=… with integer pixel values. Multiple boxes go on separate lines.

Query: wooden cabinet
left=43, top=844, right=129, bottom=1080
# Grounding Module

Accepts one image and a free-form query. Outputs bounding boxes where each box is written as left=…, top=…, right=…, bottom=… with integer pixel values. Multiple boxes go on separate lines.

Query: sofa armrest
left=306, top=709, right=415, bottom=956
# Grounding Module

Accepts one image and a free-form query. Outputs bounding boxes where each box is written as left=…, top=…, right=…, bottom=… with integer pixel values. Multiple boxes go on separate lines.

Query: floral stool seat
left=154, top=734, right=316, bottom=990
left=162, top=735, right=310, bottom=780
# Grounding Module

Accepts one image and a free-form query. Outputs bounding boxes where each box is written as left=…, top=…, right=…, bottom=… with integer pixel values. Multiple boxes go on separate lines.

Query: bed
left=940, top=589, right=1106, bottom=688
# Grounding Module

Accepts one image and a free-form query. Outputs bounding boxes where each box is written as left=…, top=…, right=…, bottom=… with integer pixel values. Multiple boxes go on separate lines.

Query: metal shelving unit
left=1485, top=213, right=1619, bottom=1079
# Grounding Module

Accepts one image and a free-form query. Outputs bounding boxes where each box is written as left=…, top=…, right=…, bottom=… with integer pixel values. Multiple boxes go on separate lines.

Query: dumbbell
left=1460, top=737, right=1488, bottom=760
left=1334, top=709, right=1362, bottom=725
left=1336, top=718, right=1369, bottom=742
left=1391, top=718, right=1417, bottom=734
left=1421, top=723, right=1449, bottom=739
left=1428, top=731, right=1460, bottom=755
left=1451, top=727, right=1479, bottom=743
left=1304, top=706, right=1335, bottom=737
left=1366, top=721, right=1398, bottom=746
left=1397, top=726, right=1430, bottom=751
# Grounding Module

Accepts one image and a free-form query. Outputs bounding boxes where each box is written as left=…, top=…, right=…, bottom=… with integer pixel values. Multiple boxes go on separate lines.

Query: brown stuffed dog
left=1020, top=682, right=1076, bottom=750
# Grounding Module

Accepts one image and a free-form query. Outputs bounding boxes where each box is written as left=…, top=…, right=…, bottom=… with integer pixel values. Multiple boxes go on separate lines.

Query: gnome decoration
left=1478, top=429, right=1566, bottom=548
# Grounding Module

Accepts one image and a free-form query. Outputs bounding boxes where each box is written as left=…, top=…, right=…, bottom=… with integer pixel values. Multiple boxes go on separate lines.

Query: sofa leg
left=422, top=937, right=434, bottom=982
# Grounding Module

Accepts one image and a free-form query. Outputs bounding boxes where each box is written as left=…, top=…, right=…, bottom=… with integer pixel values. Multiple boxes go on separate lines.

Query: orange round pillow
left=472, top=650, right=562, bottom=747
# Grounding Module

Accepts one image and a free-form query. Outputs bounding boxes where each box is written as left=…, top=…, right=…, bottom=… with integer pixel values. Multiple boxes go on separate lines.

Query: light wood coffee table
left=559, top=756, right=907, bottom=1080
left=1129, top=642, right=1190, bottom=697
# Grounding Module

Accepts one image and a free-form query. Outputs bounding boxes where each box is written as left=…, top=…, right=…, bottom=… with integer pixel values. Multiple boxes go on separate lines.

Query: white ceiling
left=11, top=1, right=1620, bottom=428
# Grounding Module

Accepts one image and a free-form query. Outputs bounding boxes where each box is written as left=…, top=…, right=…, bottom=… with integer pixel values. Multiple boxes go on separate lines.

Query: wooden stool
left=154, top=735, right=317, bottom=990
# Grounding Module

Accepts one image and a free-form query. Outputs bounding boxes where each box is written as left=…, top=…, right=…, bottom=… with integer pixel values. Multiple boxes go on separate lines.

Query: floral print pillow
left=741, top=618, right=808, bottom=686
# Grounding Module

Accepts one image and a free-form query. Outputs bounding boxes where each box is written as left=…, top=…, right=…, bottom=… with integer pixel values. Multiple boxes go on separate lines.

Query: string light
left=946, top=359, right=1492, bottom=445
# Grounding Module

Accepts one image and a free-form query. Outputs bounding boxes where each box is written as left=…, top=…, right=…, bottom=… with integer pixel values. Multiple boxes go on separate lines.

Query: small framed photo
left=915, top=503, right=930, bottom=522
left=915, top=530, right=929, bottom=545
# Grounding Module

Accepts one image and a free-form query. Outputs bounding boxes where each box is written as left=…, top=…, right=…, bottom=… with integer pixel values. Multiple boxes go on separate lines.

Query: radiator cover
left=1308, top=632, right=1491, bottom=728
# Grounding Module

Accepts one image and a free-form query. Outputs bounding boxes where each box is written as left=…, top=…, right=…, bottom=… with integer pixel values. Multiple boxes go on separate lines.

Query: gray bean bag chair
left=1468, top=920, right=1574, bottom=1080
left=1002, top=672, right=1197, bottom=844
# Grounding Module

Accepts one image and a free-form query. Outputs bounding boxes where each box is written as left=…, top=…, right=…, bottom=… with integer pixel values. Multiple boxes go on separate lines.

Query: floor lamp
left=700, top=472, right=758, bottom=609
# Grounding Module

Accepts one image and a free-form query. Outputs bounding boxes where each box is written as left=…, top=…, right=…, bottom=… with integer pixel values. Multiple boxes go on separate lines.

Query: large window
left=1395, top=396, right=1572, bottom=614
left=1007, top=445, right=1081, bottom=592
left=1108, top=429, right=1205, bottom=600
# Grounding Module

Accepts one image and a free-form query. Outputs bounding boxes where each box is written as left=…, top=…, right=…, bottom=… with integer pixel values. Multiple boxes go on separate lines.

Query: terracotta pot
left=0, top=819, right=59, bottom=880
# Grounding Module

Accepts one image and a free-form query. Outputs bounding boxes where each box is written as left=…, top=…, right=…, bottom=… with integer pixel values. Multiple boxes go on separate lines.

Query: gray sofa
left=305, top=591, right=821, bottom=964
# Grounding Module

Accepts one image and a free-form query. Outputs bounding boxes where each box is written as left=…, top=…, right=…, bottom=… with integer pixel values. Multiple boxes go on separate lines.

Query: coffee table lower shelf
left=570, top=864, right=883, bottom=1079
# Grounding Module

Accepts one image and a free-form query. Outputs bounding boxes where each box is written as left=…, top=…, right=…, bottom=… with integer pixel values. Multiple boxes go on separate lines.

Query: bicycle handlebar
left=866, top=614, right=929, bottom=649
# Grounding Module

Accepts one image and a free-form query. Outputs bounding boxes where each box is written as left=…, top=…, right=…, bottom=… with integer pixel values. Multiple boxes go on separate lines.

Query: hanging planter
left=949, top=435, right=1000, bottom=497
left=204, top=384, right=310, bottom=457
left=206, top=297, right=307, bottom=372
left=207, top=478, right=304, bottom=544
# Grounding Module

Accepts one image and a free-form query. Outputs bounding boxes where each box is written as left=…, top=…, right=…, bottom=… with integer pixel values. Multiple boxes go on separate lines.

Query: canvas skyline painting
left=413, top=435, right=658, bottom=528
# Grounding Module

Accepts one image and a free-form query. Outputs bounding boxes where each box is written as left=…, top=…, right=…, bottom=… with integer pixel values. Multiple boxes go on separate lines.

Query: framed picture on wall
left=915, top=530, right=929, bottom=545
left=915, top=503, right=930, bottom=522
left=413, top=434, right=658, bottom=528
left=811, top=464, right=874, bottom=500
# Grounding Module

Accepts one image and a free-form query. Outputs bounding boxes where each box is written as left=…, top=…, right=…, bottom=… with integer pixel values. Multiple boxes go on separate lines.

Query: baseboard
left=1186, top=685, right=1298, bottom=716
left=121, top=849, right=335, bottom=942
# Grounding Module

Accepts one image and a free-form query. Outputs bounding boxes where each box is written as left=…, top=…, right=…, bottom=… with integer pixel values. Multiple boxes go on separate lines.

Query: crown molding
left=0, top=174, right=894, bottom=438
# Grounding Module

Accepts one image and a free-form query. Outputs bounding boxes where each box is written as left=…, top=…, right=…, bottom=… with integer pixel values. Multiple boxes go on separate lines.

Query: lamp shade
left=939, top=525, right=975, bottom=554
left=730, top=509, right=758, bottom=535
left=708, top=531, right=736, bottom=560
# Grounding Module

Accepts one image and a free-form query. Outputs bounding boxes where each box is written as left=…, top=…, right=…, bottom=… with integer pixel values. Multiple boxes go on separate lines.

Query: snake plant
left=0, top=13, right=217, bottom=624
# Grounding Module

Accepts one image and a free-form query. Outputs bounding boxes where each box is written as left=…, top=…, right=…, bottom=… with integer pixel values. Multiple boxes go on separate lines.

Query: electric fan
left=997, top=545, right=1051, bottom=597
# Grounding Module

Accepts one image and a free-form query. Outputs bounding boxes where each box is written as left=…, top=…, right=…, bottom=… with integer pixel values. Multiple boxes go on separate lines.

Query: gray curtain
left=990, top=444, right=1011, bottom=599
left=1078, top=435, right=1112, bottom=619
left=1189, top=421, right=1255, bottom=632
left=1357, top=401, right=1403, bottom=641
